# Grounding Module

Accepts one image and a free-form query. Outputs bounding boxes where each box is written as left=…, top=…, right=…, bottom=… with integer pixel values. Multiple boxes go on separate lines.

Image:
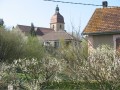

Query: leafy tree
left=24, top=36, right=45, bottom=60
left=30, top=23, right=36, bottom=36
left=0, top=19, right=4, bottom=27
left=0, top=26, right=45, bottom=63
left=0, top=27, right=26, bottom=63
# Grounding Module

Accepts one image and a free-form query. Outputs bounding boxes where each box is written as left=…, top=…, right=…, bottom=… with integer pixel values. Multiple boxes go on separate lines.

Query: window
left=66, top=41, right=71, bottom=46
left=54, top=41, right=59, bottom=48
left=60, top=25, right=62, bottom=29
left=116, top=38, right=120, bottom=51
left=44, top=42, right=50, bottom=46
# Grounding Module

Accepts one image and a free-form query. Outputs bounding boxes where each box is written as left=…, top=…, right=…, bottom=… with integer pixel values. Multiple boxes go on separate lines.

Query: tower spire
left=55, top=5, right=59, bottom=13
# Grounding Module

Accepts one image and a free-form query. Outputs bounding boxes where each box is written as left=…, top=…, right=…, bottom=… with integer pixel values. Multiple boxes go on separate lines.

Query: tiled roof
left=83, top=7, right=120, bottom=35
left=17, top=25, right=53, bottom=36
left=42, top=30, right=74, bottom=41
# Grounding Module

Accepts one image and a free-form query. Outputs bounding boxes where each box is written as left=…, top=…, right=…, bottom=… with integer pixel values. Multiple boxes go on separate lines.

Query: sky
left=0, top=0, right=120, bottom=32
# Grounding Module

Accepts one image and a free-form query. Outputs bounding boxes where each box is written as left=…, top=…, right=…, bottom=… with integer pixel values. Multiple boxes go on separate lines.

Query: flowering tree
left=57, top=39, right=88, bottom=81
left=1, top=54, right=62, bottom=90
left=58, top=39, right=120, bottom=89
left=87, top=45, right=120, bottom=90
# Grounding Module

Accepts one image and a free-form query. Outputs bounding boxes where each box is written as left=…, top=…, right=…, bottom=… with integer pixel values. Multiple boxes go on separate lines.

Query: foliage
left=0, top=27, right=26, bottom=63
left=58, top=41, right=120, bottom=90
left=1, top=25, right=120, bottom=90
left=86, top=45, right=120, bottom=90
left=57, top=38, right=88, bottom=81
left=0, top=19, right=4, bottom=27
left=24, top=36, right=45, bottom=60
left=0, top=27, right=46, bottom=89
left=0, top=27, right=45, bottom=63
left=30, top=23, right=36, bottom=36
left=1, top=55, right=61, bottom=90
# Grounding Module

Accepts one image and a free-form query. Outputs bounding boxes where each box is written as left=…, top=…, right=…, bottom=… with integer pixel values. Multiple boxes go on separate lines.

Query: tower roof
left=50, top=5, right=64, bottom=24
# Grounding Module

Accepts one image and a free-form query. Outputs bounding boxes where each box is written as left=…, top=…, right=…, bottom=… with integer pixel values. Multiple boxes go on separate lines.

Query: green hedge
left=42, top=81, right=120, bottom=90
left=1, top=81, right=120, bottom=90
left=42, top=81, right=101, bottom=90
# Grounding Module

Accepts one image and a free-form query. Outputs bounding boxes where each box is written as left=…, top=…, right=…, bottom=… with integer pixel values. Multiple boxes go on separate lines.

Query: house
left=15, top=5, right=75, bottom=48
left=42, top=30, right=75, bottom=47
left=82, top=1, right=120, bottom=52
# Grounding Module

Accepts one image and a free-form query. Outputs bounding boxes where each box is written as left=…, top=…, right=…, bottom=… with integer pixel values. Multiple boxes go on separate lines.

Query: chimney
left=102, top=1, right=108, bottom=8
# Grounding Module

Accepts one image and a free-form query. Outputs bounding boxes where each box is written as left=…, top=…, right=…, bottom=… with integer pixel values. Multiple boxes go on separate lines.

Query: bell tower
left=50, top=5, right=65, bottom=31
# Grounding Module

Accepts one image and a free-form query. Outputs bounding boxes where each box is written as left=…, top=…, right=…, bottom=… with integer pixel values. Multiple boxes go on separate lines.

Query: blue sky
left=0, top=0, right=120, bottom=32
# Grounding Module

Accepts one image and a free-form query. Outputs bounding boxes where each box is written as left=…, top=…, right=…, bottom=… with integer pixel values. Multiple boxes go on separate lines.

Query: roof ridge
left=17, top=24, right=53, bottom=30
left=17, top=24, right=30, bottom=27
left=96, top=7, right=120, bottom=10
left=37, top=27, right=53, bottom=30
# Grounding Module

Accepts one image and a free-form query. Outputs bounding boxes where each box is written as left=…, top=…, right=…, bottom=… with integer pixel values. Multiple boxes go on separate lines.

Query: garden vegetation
left=0, top=26, right=120, bottom=90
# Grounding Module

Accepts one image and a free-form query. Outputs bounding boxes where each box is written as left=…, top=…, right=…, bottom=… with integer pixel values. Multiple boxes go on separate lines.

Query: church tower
left=50, top=5, right=65, bottom=31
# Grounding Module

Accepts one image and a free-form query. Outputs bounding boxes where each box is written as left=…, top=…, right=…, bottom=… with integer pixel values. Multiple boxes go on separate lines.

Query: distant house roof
left=17, top=25, right=53, bottom=36
left=17, top=25, right=76, bottom=41
left=42, top=30, right=74, bottom=41
left=83, top=7, right=120, bottom=35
